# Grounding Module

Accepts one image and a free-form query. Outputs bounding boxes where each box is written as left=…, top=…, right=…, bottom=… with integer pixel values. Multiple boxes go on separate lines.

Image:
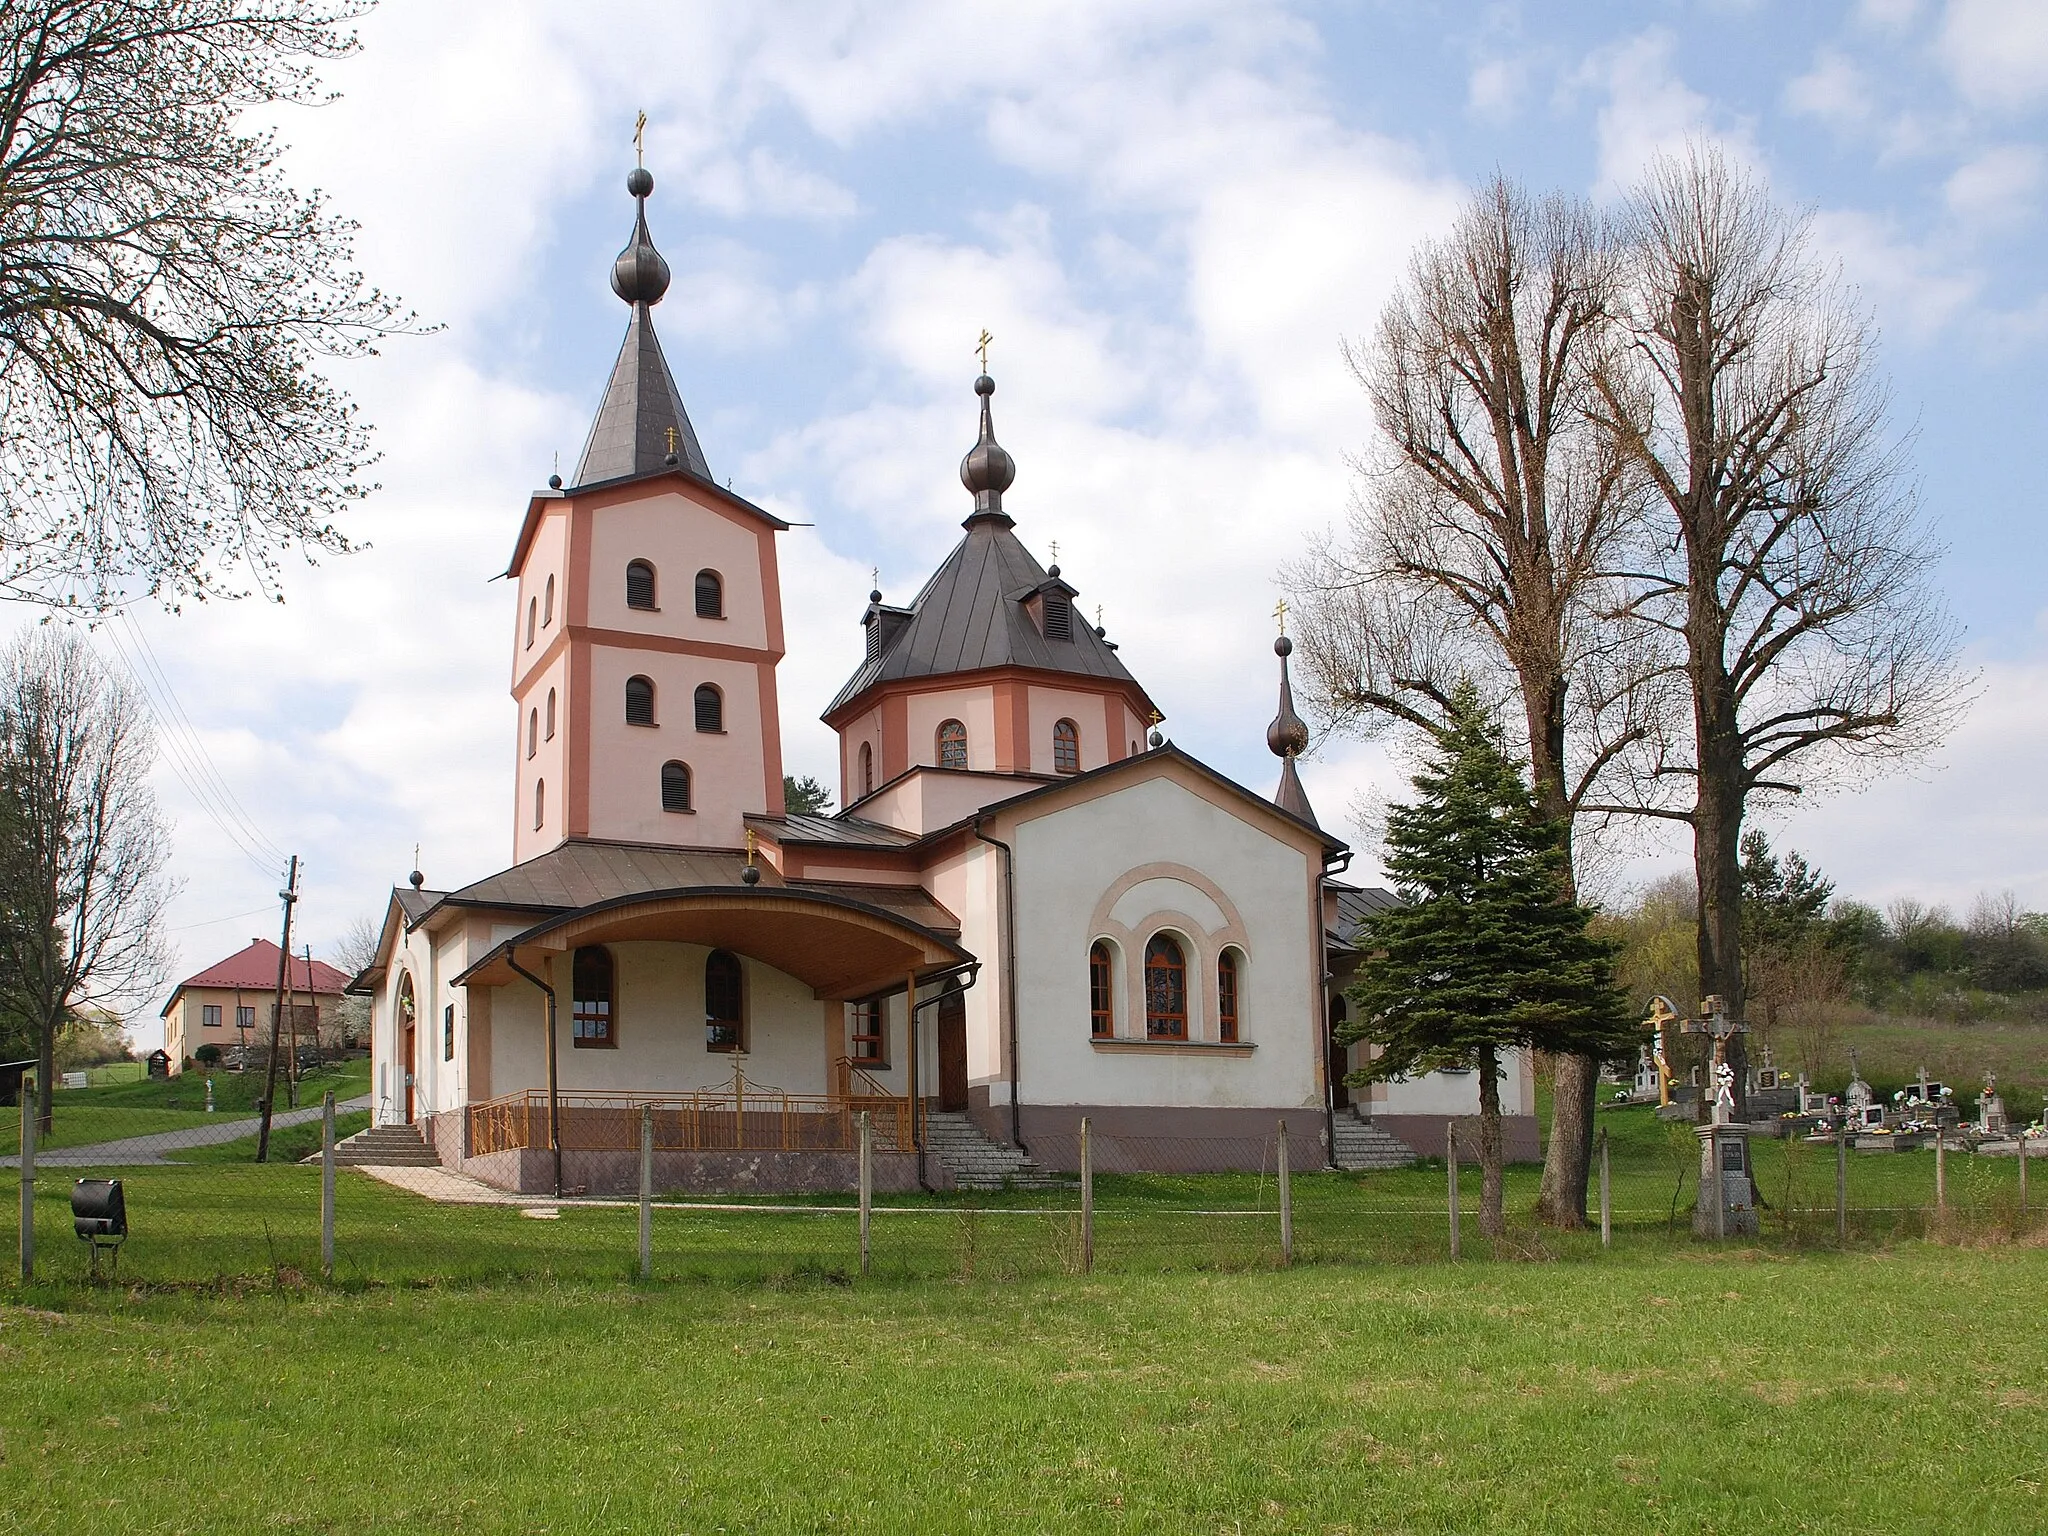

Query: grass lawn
left=2, top=1244, right=2044, bottom=1534
left=0, top=1058, right=370, bottom=1150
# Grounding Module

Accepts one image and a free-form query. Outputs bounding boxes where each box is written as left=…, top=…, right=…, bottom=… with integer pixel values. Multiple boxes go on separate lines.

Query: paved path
left=353, top=1164, right=539, bottom=1205
left=2, top=1095, right=373, bottom=1167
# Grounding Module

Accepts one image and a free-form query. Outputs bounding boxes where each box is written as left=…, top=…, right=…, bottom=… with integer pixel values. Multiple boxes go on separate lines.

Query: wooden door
left=937, top=987, right=968, bottom=1113
left=1328, top=997, right=1351, bottom=1111
left=404, top=1024, right=416, bottom=1121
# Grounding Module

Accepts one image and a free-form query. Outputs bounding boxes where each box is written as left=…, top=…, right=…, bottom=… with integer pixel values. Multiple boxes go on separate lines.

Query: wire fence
left=6, top=1076, right=2043, bottom=1290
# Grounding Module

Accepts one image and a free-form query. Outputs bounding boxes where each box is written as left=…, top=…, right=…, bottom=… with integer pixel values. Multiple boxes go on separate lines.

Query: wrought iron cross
left=1049, top=540, right=1059, bottom=563
left=976, top=329, right=993, bottom=372
left=634, top=111, right=647, bottom=167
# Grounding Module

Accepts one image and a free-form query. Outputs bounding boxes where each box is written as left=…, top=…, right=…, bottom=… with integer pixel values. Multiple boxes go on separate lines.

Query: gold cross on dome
left=665, top=426, right=678, bottom=455
left=745, top=827, right=758, bottom=866
left=1273, top=597, right=1290, bottom=636
left=1148, top=709, right=1163, bottom=727
left=976, top=329, right=993, bottom=373
left=634, top=111, right=647, bottom=167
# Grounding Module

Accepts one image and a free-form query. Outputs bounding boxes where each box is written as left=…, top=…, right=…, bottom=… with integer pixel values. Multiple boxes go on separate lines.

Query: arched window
left=443, top=1003, right=455, bottom=1062
left=695, top=569, right=723, bottom=618
left=694, top=683, right=723, bottom=733
left=661, top=760, right=692, bottom=813
left=527, top=708, right=538, bottom=759
left=1218, top=949, right=1242, bottom=1044
left=534, top=778, right=545, bottom=830
left=571, top=945, right=615, bottom=1048
left=936, top=718, right=968, bottom=770
left=1053, top=718, right=1080, bottom=774
left=626, top=559, right=657, bottom=610
left=1090, top=941, right=1115, bottom=1038
left=625, top=675, right=656, bottom=726
left=859, top=741, right=874, bottom=797
left=1144, top=933, right=1187, bottom=1040
left=545, top=688, right=557, bottom=740
left=526, top=596, right=537, bottom=647
left=705, top=949, right=743, bottom=1051
left=543, top=574, right=555, bottom=626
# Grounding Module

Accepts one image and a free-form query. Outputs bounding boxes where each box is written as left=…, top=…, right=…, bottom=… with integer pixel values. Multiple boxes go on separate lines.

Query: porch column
left=906, top=968, right=921, bottom=1149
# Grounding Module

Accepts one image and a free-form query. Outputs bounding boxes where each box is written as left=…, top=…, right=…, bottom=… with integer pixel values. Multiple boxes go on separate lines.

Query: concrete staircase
left=922, top=1111, right=1068, bottom=1191
left=1330, top=1110, right=1420, bottom=1172
left=328, top=1122, right=442, bottom=1168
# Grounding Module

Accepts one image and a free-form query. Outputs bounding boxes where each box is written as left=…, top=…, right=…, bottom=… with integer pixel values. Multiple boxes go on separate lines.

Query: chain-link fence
left=7, top=1085, right=2043, bottom=1289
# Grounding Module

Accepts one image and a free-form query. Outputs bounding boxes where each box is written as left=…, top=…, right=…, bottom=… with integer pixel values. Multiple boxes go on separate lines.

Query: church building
left=352, top=165, right=1535, bottom=1194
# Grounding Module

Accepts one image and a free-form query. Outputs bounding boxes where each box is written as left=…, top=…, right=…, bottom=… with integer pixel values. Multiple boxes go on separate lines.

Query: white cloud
left=1576, top=31, right=1724, bottom=197
left=1943, top=143, right=2045, bottom=226
left=1786, top=50, right=1875, bottom=130
left=1939, top=0, right=2048, bottom=109
left=1809, top=208, right=1981, bottom=341
left=1858, top=0, right=1926, bottom=31
left=1467, top=59, right=1525, bottom=121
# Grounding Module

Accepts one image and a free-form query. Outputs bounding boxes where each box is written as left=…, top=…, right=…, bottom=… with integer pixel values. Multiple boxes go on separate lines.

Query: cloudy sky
left=66, top=0, right=2048, bottom=1032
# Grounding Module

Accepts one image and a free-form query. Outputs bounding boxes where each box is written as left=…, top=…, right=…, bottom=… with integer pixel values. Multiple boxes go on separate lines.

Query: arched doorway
left=1328, top=994, right=1351, bottom=1112
left=936, top=981, right=968, bottom=1113
left=397, top=972, right=418, bottom=1122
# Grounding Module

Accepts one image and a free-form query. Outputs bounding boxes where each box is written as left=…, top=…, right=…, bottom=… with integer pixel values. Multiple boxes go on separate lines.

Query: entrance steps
left=1330, top=1110, right=1420, bottom=1171
left=327, top=1122, right=442, bottom=1168
left=922, top=1111, right=1068, bottom=1191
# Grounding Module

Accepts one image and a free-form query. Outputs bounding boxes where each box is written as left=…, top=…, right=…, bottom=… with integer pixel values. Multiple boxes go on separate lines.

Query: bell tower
left=505, top=164, right=787, bottom=863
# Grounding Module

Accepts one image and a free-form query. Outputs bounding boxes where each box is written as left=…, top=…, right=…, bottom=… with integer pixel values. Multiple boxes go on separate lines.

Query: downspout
left=505, top=947, right=562, bottom=1199
left=973, top=814, right=1025, bottom=1154
left=902, top=959, right=981, bottom=1193
left=1320, top=846, right=1354, bottom=1171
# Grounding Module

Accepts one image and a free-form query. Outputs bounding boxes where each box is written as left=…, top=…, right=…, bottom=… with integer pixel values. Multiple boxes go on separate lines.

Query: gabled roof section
left=745, top=811, right=923, bottom=849
left=825, top=518, right=1149, bottom=720
left=165, top=939, right=350, bottom=1014
left=571, top=303, right=712, bottom=488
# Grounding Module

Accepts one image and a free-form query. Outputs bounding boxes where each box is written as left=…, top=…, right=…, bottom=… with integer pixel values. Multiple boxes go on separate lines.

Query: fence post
left=1079, top=1115, right=1093, bottom=1275
left=1599, top=1127, right=1611, bottom=1250
left=1446, top=1123, right=1460, bottom=1262
left=17, top=1072, right=34, bottom=1284
left=320, top=1092, right=336, bottom=1280
left=2020, top=1132, right=2029, bottom=1218
left=1934, top=1127, right=1946, bottom=1217
left=1276, top=1118, right=1293, bottom=1267
left=858, top=1110, right=872, bottom=1278
left=1836, top=1128, right=1848, bottom=1244
left=638, top=1104, right=654, bottom=1282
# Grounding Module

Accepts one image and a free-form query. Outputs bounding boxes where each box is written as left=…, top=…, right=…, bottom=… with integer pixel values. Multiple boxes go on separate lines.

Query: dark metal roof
left=1334, top=885, right=1403, bottom=938
left=745, top=812, right=922, bottom=849
left=825, top=518, right=1147, bottom=719
left=397, top=887, right=444, bottom=926
left=572, top=304, right=711, bottom=488
left=438, top=840, right=772, bottom=912
left=1273, top=755, right=1318, bottom=828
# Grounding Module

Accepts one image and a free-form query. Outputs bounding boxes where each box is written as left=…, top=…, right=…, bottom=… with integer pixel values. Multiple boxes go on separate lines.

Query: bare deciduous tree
left=0, top=626, right=174, bottom=1130
left=1588, top=144, right=1972, bottom=1117
left=0, top=0, right=417, bottom=611
left=1287, top=175, right=1672, bottom=1226
left=325, top=910, right=380, bottom=1049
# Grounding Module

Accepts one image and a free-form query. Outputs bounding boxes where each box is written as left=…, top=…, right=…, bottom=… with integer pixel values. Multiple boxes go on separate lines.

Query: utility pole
left=256, top=856, right=299, bottom=1162
left=282, top=938, right=301, bottom=1110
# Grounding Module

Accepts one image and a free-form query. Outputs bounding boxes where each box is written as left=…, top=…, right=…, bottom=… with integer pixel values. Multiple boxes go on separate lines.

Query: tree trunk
left=1478, top=1042, right=1506, bottom=1238
left=1527, top=677, right=1595, bottom=1227
left=1691, top=622, right=1749, bottom=1123
left=35, top=1010, right=56, bottom=1137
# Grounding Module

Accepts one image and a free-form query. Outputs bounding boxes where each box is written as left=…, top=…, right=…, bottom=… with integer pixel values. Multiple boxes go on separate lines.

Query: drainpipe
left=1319, top=846, right=1353, bottom=1171
left=973, top=815, right=1026, bottom=1154
left=901, top=959, right=981, bottom=1193
left=505, top=947, right=562, bottom=1199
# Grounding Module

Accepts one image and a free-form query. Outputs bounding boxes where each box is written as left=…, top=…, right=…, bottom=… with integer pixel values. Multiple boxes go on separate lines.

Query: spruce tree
left=1342, top=683, right=1633, bottom=1236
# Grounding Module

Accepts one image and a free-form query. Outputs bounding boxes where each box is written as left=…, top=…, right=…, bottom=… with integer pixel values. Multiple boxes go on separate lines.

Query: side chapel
left=353, top=165, right=1535, bottom=1193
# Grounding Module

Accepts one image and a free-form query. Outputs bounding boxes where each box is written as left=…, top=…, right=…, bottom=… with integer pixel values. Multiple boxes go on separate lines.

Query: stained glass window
left=1054, top=718, right=1080, bottom=774
left=706, top=949, right=743, bottom=1051
left=1090, top=942, right=1114, bottom=1037
left=937, top=718, right=968, bottom=770
left=572, top=946, right=614, bottom=1048
left=1218, top=950, right=1240, bottom=1043
left=1145, top=934, right=1187, bottom=1039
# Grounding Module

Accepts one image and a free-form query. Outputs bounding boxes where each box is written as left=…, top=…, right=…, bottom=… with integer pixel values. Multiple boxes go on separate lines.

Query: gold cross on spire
left=1273, top=597, right=1290, bottom=636
left=744, top=827, right=758, bottom=866
left=665, top=425, right=677, bottom=455
left=634, top=111, right=648, bottom=168
left=976, top=329, right=994, bottom=373
left=1148, top=709, right=1163, bottom=727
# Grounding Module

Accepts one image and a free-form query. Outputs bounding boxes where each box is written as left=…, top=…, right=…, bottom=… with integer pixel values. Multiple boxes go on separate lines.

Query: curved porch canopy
left=453, top=884, right=970, bottom=1002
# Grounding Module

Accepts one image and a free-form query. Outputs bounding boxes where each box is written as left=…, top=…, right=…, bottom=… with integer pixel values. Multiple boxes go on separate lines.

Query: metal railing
left=467, top=1064, right=911, bottom=1157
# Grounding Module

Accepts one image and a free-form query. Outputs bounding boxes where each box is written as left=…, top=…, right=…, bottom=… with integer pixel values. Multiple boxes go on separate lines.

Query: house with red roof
left=162, top=939, right=351, bottom=1074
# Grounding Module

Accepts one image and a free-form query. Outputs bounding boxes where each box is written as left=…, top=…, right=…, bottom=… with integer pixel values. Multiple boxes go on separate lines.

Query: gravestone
left=1977, top=1071, right=2009, bottom=1136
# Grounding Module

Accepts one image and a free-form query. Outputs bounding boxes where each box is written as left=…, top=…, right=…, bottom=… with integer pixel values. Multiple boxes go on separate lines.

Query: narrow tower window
left=1144, top=933, right=1187, bottom=1040
left=526, top=596, right=537, bottom=648
left=1090, top=941, right=1114, bottom=1038
left=695, top=569, right=724, bottom=618
left=694, top=683, right=723, bottom=733
left=534, top=778, right=545, bottom=830
left=859, top=741, right=874, bottom=797
left=545, top=688, right=556, bottom=740
left=571, top=946, right=615, bottom=1048
left=1218, top=949, right=1241, bottom=1044
left=705, top=949, right=743, bottom=1051
left=626, top=560, right=657, bottom=610
left=1053, top=718, right=1080, bottom=774
left=543, top=574, right=555, bottom=626
left=625, top=675, right=656, bottom=726
left=527, top=708, right=538, bottom=759
left=661, top=760, right=693, bottom=813
left=936, top=719, right=968, bottom=770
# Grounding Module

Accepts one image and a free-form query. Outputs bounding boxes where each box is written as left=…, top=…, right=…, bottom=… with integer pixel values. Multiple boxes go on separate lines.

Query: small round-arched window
left=626, top=560, right=657, bottom=610
left=526, top=596, right=537, bottom=647
left=545, top=687, right=557, bottom=740
left=694, top=683, right=724, bottom=733
left=661, top=760, right=693, bottom=813
left=1144, top=933, right=1187, bottom=1040
left=936, top=718, right=968, bottom=770
left=543, top=573, right=555, bottom=626
left=1218, top=948, right=1243, bottom=1043
left=859, top=741, right=874, bottom=797
left=1090, top=941, right=1115, bottom=1038
left=534, top=778, right=545, bottom=830
left=1053, top=718, right=1080, bottom=774
left=526, top=707, right=538, bottom=760
left=695, top=569, right=724, bottom=619
left=625, top=675, right=656, bottom=727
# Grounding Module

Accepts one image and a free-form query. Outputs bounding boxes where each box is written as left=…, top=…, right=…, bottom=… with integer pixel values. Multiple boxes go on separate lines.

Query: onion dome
left=610, top=168, right=671, bottom=306
left=1267, top=634, right=1318, bottom=826
left=959, top=374, right=1016, bottom=523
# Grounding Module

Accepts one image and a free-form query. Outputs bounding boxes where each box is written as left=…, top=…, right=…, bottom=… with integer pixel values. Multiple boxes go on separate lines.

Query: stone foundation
left=453, top=1144, right=933, bottom=1197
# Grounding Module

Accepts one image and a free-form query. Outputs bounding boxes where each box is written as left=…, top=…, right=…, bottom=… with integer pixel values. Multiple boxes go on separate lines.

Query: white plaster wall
left=1375, top=1049, right=1535, bottom=1116
left=1008, top=774, right=1319, bottom=1109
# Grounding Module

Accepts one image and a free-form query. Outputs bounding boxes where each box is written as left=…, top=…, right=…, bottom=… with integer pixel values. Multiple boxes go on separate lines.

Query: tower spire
left=958, top=369, right=1016, bottom=526
left=1267, top=631, right=1317, bottom=827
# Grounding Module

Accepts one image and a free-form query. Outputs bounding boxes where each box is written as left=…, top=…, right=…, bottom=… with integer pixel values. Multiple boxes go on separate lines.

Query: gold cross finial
left=1273, top=597, right=1290, bottom=636
left=1049, top=540, right=1059, bottom=563
left=1096, top=604, right=1103, bottom=627
left=665, top=425, right=677, bottom=455
left=634, top=111, right=647, bottom=168
left=745, top=827, right=758, bottom=866
left=1148, top=709, right=1163, bottom=727
left=976, top=329, right=993, bottom=373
